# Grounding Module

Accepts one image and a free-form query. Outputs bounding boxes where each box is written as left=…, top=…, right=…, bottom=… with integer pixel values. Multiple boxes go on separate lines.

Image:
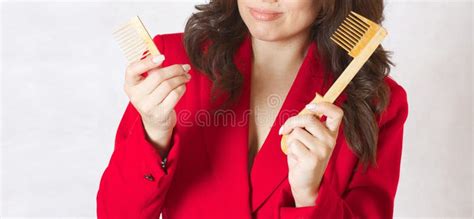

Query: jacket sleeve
left=96, top=102, right=181, bottom=218
left=97, top=34, right=180, bottom=218
left=280, top=79, right=409, bottom=219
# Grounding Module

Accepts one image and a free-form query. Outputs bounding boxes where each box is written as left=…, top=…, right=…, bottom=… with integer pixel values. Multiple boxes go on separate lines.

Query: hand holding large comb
left=279, top=98, right=344, bottom=207
left=279, top=11, right=387, bottom=207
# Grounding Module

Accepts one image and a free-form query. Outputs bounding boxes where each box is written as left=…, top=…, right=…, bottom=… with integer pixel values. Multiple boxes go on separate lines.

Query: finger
left=279, top=114, right=327, bottom=140
left=305, top=102, right=344, bottom=134
left=160, top=64, right=191, bottom=81
left=286, top=139, right=311, bottom=163
left=134, top=64, right=190, bottom=95
left=288, top=127, right=332, bottom=152
left=159, top=84, right=187, bottom=115
left=144, top=74, right=189, bottom=110
left=125, top=55, right=165, bottom=86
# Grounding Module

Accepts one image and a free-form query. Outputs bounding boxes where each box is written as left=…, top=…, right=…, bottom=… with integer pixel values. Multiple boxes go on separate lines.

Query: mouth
left=248, top=7, right=283, bottom=21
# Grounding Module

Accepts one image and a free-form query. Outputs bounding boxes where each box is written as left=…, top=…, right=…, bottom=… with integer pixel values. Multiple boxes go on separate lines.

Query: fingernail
left=185, top=73, right=191, bottom=80
left=182, top=64, right=191, bottom=72
left=305, top=103, right=317, bottom=111
left=152, top=55, right=165, bottom=64
left=278, top=126, right=283, bottom=135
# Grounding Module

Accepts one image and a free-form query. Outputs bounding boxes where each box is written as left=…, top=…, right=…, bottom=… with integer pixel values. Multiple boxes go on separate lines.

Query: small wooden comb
left=281, top=11, right=388, bottom=154
left=112, top=16, right=161, bottom=64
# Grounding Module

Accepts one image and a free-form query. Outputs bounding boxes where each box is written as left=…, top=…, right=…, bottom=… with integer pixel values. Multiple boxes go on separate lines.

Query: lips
left=249, top=7, right=283, bottom=21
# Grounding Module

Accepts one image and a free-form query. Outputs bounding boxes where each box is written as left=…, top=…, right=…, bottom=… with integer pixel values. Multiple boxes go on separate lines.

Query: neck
left=251, top=31, right=311, bottom=76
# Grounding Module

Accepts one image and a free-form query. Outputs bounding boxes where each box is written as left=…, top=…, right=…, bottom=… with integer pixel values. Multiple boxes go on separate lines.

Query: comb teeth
left=330, top=11, right=376, bottom=57
left=113, top=16, right=160, bottom=64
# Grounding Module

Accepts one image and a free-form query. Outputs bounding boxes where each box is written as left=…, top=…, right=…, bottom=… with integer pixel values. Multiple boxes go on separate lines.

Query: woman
left=97, top=0, right=408, bottom=218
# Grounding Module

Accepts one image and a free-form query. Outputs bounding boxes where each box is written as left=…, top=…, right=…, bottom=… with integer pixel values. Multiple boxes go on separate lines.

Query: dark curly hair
left=183, top=0, right=392, bottom=167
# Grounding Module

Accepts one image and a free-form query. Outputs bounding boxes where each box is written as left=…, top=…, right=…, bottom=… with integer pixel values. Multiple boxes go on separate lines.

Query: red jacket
left=97, top=32, right=409, bottom=219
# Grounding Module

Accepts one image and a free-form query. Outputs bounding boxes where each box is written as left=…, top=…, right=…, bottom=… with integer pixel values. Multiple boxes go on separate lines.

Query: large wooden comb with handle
left=281, top=11, right=388, bottom=154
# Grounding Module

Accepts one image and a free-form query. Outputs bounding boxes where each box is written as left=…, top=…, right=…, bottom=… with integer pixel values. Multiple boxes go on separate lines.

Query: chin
left=247, top=25, right=287, bottom=42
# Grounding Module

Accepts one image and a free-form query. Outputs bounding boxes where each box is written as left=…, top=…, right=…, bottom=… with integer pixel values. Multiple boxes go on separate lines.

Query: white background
left=1, top=0, right=472, bottom=218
